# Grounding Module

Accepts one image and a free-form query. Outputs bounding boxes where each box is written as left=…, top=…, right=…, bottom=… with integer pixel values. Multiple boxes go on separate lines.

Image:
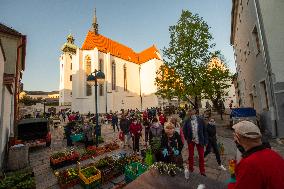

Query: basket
left=79, top=166, right=101, bottom=185
left=124, top=162, right=148, bottom=183
left=71, top=133, right=84, bottom=142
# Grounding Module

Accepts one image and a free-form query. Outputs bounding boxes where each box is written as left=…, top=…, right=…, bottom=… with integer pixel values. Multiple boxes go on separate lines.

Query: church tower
left=59, top=34, right=77, bottom=107
left=91, top=8, right=99, bottom=34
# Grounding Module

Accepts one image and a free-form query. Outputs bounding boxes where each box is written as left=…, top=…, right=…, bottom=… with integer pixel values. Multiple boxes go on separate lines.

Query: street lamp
left=86, top=69, right=105, bottom=146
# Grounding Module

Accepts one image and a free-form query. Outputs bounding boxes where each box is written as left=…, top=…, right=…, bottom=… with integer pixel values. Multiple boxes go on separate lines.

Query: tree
left=156, top=10, right=214, bottom=109
left=203, top=51, right=233, bottom=110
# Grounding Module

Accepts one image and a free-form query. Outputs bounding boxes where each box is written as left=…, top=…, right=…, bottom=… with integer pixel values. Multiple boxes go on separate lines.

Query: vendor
left=83, top=120, right=94, bottom=148
left=161, top=122, right=184, bottom=167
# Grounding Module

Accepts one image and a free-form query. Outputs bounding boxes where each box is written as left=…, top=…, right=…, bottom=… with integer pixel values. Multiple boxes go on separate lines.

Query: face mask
left=133, top=121, right=137, bottom=124
left=209, top=121, right=215, bottom=125
left=235, top=141, right=246, bottom=154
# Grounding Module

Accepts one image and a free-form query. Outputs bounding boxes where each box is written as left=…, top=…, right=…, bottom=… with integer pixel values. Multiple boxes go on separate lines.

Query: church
left=59, top=11, right=163, bottom=113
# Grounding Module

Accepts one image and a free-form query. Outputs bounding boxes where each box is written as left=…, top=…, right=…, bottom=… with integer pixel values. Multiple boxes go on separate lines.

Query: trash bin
left=7, top=144, right=29, bottom=171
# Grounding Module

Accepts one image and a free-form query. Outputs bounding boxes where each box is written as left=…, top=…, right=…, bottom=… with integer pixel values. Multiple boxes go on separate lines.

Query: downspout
left=254, top=0, right=278, bottom=137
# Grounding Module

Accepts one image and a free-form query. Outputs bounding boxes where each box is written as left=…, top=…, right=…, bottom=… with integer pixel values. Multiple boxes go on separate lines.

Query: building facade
left=231, top=0, right=284, bottom=137
left=0, top=23, right=26, bottom=170
left=59, top=11, right=163, bottom=113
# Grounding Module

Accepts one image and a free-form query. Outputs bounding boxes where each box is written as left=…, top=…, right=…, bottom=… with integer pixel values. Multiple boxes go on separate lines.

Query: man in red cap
left=228, top=120, right=284, bottom=189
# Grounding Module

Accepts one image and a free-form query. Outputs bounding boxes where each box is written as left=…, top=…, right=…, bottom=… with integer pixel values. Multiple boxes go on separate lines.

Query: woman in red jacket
left=130, top=118, right=142, bottom=154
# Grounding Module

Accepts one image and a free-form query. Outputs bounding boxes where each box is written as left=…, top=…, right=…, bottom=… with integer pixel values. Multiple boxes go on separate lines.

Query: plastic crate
left=79, top=166, right=101, bottom=185
left=71, top=133, right=84, bottom=142
left=124, top=162, right=148, bottom=183
left=80, top=179, right=101, bottom=189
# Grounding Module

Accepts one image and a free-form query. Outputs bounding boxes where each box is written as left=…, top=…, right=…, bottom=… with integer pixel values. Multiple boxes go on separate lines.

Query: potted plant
left=56, top=168, right=80, bottom=189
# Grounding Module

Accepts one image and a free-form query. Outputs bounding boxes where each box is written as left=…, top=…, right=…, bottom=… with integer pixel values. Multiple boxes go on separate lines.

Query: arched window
left=99, top=84, right=103, bottom=96
left=123, top=64, right=127, bottom=91
left=85, top=56, right=92, bottom=96
left=112, top=61, right=116, bottom=90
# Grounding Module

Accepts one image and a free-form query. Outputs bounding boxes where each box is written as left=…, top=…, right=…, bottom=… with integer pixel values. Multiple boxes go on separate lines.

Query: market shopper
left=149, top=117, right=164, bottom=161
left=161, top=122, right=184, bottom=167
left=120, top=114, right=131, bottom=148
left=159, top=113, right=167, bottom=126
left=228, top=121, right=284, bottom=189
left=112, top=113, right=119, bottom=132
left=204, top=118, right=226, bottom=171
left=183, top=109, right=208, bottom=176
left=129, top=118, right=142, bottom=154
left=83, top=120, right=94, bottom=148
left=143, top=118, right=151, bottom=146
left=65, top=121, right=75, bottom=147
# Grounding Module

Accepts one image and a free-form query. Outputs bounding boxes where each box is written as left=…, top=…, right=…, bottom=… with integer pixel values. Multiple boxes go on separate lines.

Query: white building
left=0, top=23, right=26, bottom=170
left=231, top=0, right=284, bottom=137
left=59, top=11, right=163, bottom=113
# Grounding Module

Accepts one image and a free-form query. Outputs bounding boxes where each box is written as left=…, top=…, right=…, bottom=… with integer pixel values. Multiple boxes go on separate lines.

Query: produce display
left=0, top=169, right=35, bottom=189
left=50, top=149, right=80, bottom=169
left=125, top=162, right=148, bottom=183
left=55, top=168, right=79, bottom=189
left=149, top=162, right=182, bottom=177
left=150, top=137, right=161, bottom=153
left=79, top=165, right=101, bottom=189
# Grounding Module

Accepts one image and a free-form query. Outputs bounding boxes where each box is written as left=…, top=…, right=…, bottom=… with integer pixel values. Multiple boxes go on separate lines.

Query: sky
left=0, top=0, right=235, bottom=92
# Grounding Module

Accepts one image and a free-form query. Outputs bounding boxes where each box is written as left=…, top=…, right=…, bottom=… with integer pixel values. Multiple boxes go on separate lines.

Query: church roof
left=81, top=31, right=161, bottom=64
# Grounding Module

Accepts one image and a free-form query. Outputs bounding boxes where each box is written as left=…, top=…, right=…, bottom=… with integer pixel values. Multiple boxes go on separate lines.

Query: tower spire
left=92, top=8, right=99, bottom=34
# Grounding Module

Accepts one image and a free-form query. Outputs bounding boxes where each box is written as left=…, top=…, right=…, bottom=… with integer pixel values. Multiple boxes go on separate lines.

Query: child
left=161, top=122, right=184, bottom=167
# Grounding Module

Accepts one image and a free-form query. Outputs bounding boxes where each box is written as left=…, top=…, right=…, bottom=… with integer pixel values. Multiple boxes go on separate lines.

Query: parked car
left=17, top=118, right=51, bottom=147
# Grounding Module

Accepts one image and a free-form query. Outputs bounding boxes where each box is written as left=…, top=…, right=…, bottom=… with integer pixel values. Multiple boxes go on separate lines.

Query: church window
left=85, top=56, right=92, bottom=96
left=70, top=75, right=72, bottom=81
left=99, top=84, right=103, bottom=96
left=112, top=61, right=116, bottom=90
left=123, top=64, right=127, bottom=91
left=69, top=55, right=72, bottom=60
left=70, top=62, right=72, bottom=70
left=99, top=59, right=104, bottom=72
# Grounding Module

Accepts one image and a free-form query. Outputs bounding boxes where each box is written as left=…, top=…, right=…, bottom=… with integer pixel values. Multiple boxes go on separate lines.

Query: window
left=123, top=64, right=127, bottom=91
left=260, top=81, right=269, bottom=110
left=70, top=75, right=72, bottom=81
left=69, top=55, right=72, bottom=60
left=112, top=62, right=116, bottom=90
left=85, top=56, right=92, bottom=96
left=252, top=26, right=261, bottom=55
left=70, top=62, right=72, bottom=70
left=99, top=84, right=103, bottom=96
left=99, top=59, right=104, bottom=72
left=70, top=92, right=72, bottom=96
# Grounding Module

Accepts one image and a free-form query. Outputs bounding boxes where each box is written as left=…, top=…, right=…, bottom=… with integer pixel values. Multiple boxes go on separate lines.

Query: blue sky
left=0, top=0, right=235, bottom=91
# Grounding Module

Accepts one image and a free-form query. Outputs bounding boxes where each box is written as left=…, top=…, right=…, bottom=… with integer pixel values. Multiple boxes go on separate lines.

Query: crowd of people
left=57, top=105, right=284, bottom=188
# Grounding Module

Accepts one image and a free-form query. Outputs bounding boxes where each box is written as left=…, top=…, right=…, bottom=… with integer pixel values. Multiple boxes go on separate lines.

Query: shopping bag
left=119, top=131, right=125, bottom=141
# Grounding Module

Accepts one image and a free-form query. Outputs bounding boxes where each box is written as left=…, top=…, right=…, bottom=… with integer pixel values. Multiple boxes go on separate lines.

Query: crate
left=79, top=166, right=101, bottom=185
left=58, top=178, right=80, bottom=189
left=71, top=133, right=84, bottom=142
left=124, top=162, right=148, bottom=183
left=80, top=180, right=101, bottom=189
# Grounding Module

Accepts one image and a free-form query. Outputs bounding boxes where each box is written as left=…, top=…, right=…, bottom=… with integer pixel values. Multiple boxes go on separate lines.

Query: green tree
left=156, top=10, right=214, bottom=108
left=19, top=95, right=36, bottom=106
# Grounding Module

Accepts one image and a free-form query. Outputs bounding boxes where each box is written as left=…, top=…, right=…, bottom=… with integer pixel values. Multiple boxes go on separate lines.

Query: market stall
left=124, top=169, right=226, bottom=189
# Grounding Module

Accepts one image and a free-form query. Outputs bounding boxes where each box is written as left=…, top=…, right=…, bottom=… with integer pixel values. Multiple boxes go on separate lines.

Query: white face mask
left=133, top=121, right=137, bottom=124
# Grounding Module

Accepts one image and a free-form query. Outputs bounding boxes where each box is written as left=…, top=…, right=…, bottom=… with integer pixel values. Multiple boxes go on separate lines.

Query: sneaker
left=219, top=164, right=227, bottom=171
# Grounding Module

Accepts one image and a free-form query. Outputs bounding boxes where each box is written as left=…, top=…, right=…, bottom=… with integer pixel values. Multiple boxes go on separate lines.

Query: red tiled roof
left=81, top=31, right=161, bottom=64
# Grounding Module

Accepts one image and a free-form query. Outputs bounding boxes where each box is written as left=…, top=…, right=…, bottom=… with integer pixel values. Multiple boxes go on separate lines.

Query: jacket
left=129, top=123, right=142, bottom=136
left=206, top=123, right=217, bottom=141
left=149, top=122, right=163, bottom=141
left=120, top=118, right=130, bottom=134
left=183, top=116, right=208, bottom=146
left=161, top=131, right=183, bottom=153
left=228, top=145, right=284, bottom=189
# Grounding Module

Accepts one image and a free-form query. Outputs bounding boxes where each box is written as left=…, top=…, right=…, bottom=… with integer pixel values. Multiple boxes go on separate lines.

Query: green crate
left=124, top=162, right=147, bottom=183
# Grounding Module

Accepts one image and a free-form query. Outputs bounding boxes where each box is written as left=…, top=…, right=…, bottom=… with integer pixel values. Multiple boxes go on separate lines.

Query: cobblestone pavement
left=29, top=112, right=284, bottom=189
